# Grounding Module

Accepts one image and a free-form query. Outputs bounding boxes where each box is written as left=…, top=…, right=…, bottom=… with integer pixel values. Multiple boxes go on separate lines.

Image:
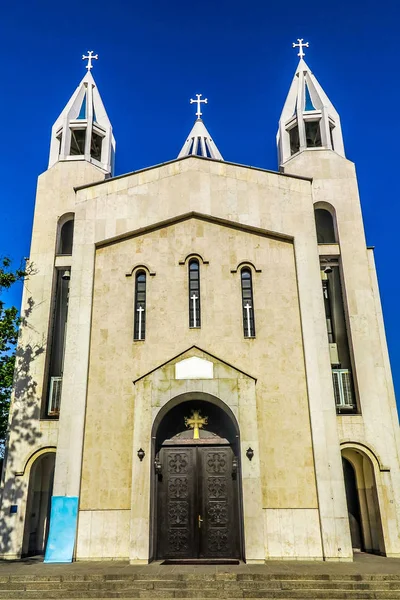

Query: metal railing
left=332, top=369, right=355, bottom=412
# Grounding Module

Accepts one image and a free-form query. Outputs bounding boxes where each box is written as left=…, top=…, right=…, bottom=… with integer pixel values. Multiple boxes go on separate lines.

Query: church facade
left=1, top=45, right=400, bottom=563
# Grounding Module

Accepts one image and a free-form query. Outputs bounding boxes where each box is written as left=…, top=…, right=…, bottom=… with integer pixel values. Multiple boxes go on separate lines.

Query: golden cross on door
left=185, top=410, right=208, bottom=439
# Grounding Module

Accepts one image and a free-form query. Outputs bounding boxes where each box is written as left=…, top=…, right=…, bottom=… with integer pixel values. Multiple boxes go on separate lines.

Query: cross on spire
left=293, top=39, right=309, bottom=59
left=190, top=94, right=208, bottom=119
left=82, top=50, right=98, bottom=71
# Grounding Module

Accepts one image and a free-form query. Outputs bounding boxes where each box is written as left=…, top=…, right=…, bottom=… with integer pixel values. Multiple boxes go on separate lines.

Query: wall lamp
left=137, top=448, right=145, bottom=461
left=246, top=447, right=254, bottom=461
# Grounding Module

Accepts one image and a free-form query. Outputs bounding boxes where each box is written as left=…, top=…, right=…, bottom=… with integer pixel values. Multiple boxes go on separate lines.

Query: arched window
left=241, top=268, right=255, bottom=338
left=188, top=259, right=201, bottom=328
left=314, top=208, right=337, bottom=244
left=57, top=217, right=74, bottom=255
left=134, top=271, right=146, bottom=341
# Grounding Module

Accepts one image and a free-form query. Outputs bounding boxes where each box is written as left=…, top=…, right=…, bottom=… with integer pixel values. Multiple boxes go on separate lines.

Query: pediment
left=97, top=211, right=293, bottom=250
left=133, top=345, right=256, bottom=384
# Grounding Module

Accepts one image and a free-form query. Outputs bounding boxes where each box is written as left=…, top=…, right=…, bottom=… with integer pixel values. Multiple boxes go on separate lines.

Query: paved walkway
left=0, top=553, right=399, bottom=578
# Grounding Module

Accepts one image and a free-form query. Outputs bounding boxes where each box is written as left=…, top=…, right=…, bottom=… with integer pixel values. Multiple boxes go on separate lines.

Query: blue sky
left=1, top=0, right=399, bottom=404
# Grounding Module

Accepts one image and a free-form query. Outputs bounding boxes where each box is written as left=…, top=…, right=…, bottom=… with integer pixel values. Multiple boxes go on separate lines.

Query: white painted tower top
left=277, top=41, right=345, bottom=166
left=48, top=52, right=115, bottom=175
left=178, top=94, right=223, bottom=160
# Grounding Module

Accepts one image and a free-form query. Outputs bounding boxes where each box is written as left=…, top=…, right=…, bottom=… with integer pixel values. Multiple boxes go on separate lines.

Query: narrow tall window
left=321, top=264, right=356, bottom=412
left=329, top=124, right=335, bottom=150
left=46, top=269, right=70, bottom=417
left=289, top=125, right=300, bottom=155
left=91, top=131, right=103, bottom=161
left=188, top=259, right=201, bottom=328
left=241, top=268, right=255, bottom=337
left=134, top=271, right=146, bottom=341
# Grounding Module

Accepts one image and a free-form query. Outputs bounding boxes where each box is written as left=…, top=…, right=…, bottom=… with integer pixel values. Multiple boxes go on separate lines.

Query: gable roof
left=74, top=154, right=312, bottom=192
left=133, top=345, right=257, bottom=384
left=95, top=210, right=294, bottom=249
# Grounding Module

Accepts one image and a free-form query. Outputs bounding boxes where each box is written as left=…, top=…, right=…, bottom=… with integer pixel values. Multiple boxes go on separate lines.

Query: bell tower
left=277, top=39, right=344, bottom=167
left=48, top=51, right=115, bottom=176
left=276, top=41, right=400, bottom=561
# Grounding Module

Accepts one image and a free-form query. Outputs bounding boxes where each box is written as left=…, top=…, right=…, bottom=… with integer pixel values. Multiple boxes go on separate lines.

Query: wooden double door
left=156, top=445, right=241, bottom=559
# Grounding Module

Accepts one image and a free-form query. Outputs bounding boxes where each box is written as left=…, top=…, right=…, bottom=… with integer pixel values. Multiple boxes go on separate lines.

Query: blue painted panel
left=77, top=94, right=86, bottom=119
left=304, top=83, right=315, bottom=111
left=44, top=496, right=78, bottom=563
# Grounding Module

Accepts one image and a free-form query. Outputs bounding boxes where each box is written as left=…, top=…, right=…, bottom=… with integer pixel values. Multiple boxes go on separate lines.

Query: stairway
left=1, top=571, right=400, bottom=599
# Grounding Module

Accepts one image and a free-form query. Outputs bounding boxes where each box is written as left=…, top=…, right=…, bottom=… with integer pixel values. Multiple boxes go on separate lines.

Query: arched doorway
left=342, top=458, right=363, bottom=551
left=152, top=399, right=243, bottom=561
left=341, top=447, right=385, bottom=555
left=22, top=452, right=55, bottom=556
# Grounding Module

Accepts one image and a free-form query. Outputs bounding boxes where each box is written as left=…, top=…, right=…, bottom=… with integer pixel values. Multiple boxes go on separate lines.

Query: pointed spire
left=277, top=42, right=345, bottom=166
left=48, top=52, right=115, bottom=175
left=178, top=94, right=223, bottom=160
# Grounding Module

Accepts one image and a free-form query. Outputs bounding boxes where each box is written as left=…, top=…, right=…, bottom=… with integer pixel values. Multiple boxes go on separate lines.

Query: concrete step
left=2, top=573, right=400, bottom=599
left=1, top=586, right=400, bottom=599
left=1, top=593, right=400, bottom=599
left=3, top=578, right=400, bottom=589
left=3, top=574, right=400, bottom=583
left=4, top=573, right=400, bottom=582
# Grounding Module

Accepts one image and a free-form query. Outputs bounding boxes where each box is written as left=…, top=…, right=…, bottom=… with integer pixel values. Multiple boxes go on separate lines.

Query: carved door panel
left=198, top=446, right=239, bottom=558
left=157, top=447, right=197, bottom=558
left=156, top=445, right=240, bottom=559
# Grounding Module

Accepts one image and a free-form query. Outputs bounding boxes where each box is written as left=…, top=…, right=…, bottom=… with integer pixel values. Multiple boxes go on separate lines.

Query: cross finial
left=185, top=410, right=208, bottom=440
left=293, top=39, right=309, bottom=59
left=190, top=94, right=208, bottom=119
left=82, top=50, right=98, bottom=71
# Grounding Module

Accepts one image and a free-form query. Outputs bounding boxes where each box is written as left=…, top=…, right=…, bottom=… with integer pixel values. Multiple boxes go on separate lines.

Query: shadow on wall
left=0, top=293, right=44, bottom=556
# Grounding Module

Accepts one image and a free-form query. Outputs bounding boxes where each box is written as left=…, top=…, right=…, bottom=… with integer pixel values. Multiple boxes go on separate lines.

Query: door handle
left=198, top=514, right=203, bottom=528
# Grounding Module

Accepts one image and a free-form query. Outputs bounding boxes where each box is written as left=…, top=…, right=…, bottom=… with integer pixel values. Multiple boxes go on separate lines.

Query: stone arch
left=16, top=446, right=56, bottom=477
left=178, top=253, right=209, bottom=266
left=151, top=391, right=240, bottom=439
left=341, top=443, right=386, bottom=555
left=230, top=260, right=262, bottom=274
left=125, top=263, right=156, bottom=277
left=22, top=451, right=55, bottom=557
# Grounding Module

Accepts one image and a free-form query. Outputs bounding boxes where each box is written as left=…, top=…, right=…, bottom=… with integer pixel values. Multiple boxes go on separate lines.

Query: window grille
left=48, top=376, right=62, bottom=416
left=332, top=369, right=354, bottom=411
left=241, top=268, right=255, bottom=337
left=188, top=259, right=201, bottom=328
left=134, top=271, right=146, bottom=341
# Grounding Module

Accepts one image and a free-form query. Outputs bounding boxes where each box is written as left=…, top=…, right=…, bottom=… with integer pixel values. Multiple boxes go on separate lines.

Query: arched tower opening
left=314, top=208, right=337, bottom=244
